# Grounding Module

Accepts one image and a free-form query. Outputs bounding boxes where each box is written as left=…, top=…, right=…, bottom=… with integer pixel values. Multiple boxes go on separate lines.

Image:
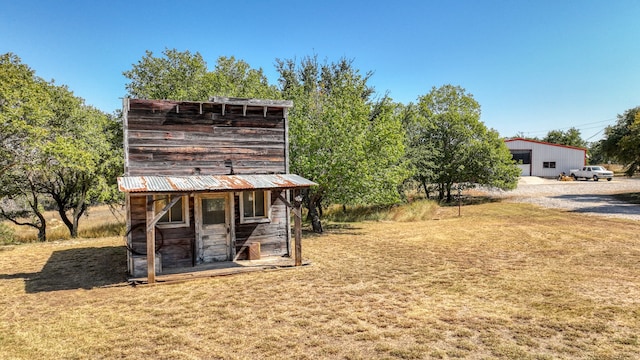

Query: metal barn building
left=505, top=138, right=586, bottom=177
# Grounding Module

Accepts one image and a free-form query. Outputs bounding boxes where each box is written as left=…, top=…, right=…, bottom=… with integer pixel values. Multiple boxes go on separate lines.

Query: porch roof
left=117, top=174, right=317, bottom=193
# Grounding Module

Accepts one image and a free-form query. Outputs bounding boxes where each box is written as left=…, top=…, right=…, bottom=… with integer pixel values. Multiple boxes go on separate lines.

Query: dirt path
left=486, top=177, right=640, bottom=221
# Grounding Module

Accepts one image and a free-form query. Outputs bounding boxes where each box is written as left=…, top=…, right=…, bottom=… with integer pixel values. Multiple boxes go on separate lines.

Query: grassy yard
left=0, top=205, right=126, bottom=244
left=0, top=201, right=639, bottom=359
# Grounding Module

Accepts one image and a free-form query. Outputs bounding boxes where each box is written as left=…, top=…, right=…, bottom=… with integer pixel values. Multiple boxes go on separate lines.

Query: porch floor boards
left=128, top=257, right=310, bottom=285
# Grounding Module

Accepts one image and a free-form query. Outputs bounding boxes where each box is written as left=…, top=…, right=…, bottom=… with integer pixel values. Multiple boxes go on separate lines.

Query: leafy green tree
left=277, top=55, right=408, bottom=232
left=403, top=103, right=436, bottom=197
left=0, top=171, right=49, bottom=242
left=601, top=106, right=640, bottom=176
left=0, top=53, right=52, bottom=240
left=40, top=89, right=122, bottom=237
left=123, top=49, right=278, bottom=100
left=0, top=53, right=51, bottom=176
left=409, top=85, right=519, bottom=202
left=542, top=127, right=587, bottom=148
left=0, top=53, right=121, bottom=240
left=587, top=140, right=612, bottom=165
left=206, top=56, right=280, bottom=99
left=123, top=49, right=210, bottom=101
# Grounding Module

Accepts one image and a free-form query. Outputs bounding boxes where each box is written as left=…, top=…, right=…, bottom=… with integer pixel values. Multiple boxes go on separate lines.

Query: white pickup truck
left=569, top=166, right=614, bottom=181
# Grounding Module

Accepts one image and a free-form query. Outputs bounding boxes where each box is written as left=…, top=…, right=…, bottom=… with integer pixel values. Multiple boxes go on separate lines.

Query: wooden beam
left=277, top=192, right=293, bottom=208
left=222, top=104, right=226, bottom=116
left=293, top=193, right=303, bottom=266
left=284, top=108, right=290, bottom=174
left=263, top=106, right=268, bottom=117
left=209, top=96, right=293, bottom=108
left=146, top=196, right=156, bottom=284
left=242, top=104, right=247, bottom=117
left=228, top=192, right=236, bottom=260
left=147, top=195, right=182, bottom=233
left=277, top=192, right=301, bottom=218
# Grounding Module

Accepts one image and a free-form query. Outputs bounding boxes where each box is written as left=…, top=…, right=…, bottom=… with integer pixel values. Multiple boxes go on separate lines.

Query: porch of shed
left=128, top=256, right=312, bottom=285
left=118, top=174, right=316, bottom=284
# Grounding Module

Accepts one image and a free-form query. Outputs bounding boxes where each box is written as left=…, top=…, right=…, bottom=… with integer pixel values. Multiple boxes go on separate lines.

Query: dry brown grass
left=1, top=201, right=639, bottom=359
left=2, top=205, right=125, bottom=244
left=325, top=200, right=439, bottom=223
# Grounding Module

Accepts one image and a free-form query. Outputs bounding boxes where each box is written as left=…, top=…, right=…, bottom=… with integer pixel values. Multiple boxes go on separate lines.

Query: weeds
left=324, top=200, right=439, bottom=222
left=0, top=223, right=16, bottom=245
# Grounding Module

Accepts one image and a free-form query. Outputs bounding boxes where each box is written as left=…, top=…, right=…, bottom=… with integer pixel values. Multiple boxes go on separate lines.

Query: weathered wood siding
left=234, top=191, right=289, bottom=260
left=124, top=99, right=293, bottom=270
left=125, top=99, right=287, bottom=176
left=128, top=195, right=195, bottom=269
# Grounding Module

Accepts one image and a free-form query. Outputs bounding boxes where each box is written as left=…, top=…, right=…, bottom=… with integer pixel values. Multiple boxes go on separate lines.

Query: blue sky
left=2, top=0, right=639, bottom=141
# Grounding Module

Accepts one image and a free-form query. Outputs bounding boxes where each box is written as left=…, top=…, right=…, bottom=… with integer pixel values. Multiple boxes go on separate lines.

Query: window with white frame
left=543, top=161, right=556, bottom=169
left=240, top=190, right=271, bottom=223
left=154, top=194, right=189, bottom=227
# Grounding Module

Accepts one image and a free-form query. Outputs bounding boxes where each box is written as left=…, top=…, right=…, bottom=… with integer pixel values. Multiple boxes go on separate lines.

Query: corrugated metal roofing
left=117, top=174, right=317, bottom=193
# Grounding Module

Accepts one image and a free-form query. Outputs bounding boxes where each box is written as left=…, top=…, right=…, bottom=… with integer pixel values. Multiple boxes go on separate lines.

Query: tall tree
left=403, top=103, right=436, bottom=197
left=0, top=53, right=51, bottom=176
left=123, top=49, right=210, bottom=101
left=601, top=106, right=640, bottom=176
left=276, top=56, right=407, bottom=232
left=123, top=49, right=277, bottom=100
left=409, top=85, right=519, bottom=202
left=40, top=90, right=122, bottom=237
left=587, top=140, right=612, bottom=165
left=542, top=127, right=587, bottom=148
left=206, top=56, right=280, bottom=99
left=0, top=53, right=53, bottom=240
left=0, top=53, right=121, bottom=240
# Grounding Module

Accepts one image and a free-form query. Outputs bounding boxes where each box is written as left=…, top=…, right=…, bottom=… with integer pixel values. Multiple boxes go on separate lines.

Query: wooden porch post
left=293, top=192, right=303, bottom=266
left=146, top=196, right=156, bottom=283
left=276, top=190, right=305, bottom=267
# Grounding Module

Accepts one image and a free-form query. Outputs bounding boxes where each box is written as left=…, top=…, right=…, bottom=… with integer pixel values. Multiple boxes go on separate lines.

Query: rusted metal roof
left=117, top=174, right=317, bottom=193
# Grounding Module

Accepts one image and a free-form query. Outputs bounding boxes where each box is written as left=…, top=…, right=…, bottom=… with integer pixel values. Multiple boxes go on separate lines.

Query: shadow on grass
left=0, top=246, right=128, bottom=293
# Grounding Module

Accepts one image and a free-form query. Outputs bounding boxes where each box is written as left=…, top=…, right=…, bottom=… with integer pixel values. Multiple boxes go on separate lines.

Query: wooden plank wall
left=125, top=99, right=292, bottom=269
left=234, top=191, right=289, bottom=260
left=125, top=99, right=286, bottom=176
left=129, top=195, right=195, bottom=269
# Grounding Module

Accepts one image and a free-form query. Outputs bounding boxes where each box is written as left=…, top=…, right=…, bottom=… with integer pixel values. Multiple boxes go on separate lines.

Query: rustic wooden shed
left=117, top=97, right=316, bottom=283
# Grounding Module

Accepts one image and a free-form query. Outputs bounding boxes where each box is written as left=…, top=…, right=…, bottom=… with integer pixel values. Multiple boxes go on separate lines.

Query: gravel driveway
left=485, top=177, right=640, bottom=221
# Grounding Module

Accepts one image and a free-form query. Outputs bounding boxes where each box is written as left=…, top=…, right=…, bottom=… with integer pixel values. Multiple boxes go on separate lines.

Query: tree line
left=1, top=53, right=121, bottom=241
left=1, top=49, right=638, bottom=238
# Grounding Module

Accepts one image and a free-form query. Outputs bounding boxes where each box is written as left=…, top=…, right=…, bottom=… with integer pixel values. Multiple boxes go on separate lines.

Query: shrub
left=0, top=223, right=16, bottom=245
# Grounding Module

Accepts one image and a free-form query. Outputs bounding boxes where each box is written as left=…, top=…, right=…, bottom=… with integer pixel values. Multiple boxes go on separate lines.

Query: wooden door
left=195, top=194, right=231, bottom=263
